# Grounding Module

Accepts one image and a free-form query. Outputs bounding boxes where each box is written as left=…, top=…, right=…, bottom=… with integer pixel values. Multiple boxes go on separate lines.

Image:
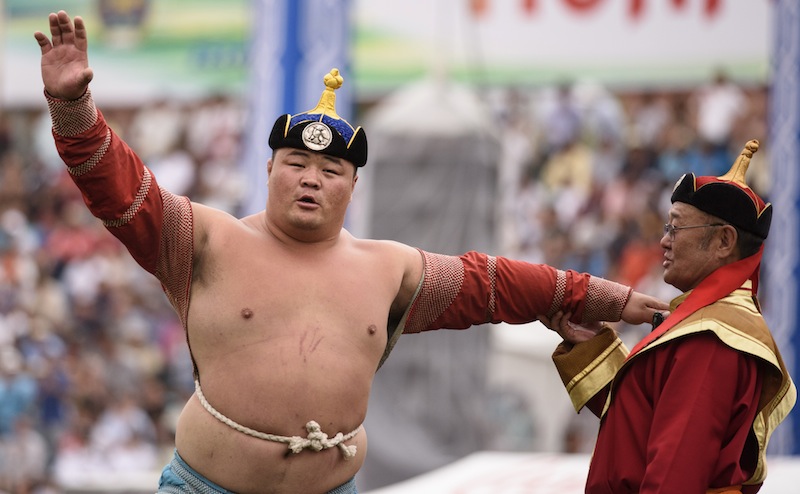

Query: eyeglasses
left=663, top=223, right=725, bottom=240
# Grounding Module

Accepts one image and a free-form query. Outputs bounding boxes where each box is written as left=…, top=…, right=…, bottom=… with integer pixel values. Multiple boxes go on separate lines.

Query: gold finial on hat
left=718, top=139, right=759, bottom=188
left=306, top=68, right=344, bottom=120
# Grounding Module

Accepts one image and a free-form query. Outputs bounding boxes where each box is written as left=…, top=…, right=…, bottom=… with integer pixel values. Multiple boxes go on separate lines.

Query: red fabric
left=423, top=253, right=590, bottom=330
left=588, top=333, right=763, bottom=493
left=493, top=256, right=589, bottom=323
left=53, top=110, right=165, bottom=274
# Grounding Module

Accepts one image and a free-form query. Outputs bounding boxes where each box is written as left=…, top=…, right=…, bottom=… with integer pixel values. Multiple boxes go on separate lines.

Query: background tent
left=353, top=76, right=504, bottom=490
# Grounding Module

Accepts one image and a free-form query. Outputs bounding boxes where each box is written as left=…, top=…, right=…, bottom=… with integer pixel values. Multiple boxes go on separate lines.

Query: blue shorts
left=157, top=450, right=357, bottom=494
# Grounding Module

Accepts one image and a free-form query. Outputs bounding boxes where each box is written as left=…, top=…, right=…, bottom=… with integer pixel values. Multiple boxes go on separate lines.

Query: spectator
left=691, top=68, right=747, bottom=155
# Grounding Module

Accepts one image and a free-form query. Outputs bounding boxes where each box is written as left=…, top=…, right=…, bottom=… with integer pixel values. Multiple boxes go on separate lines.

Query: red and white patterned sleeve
left=47, top=90, right=194, bottom=327
left=403, top=250, right=632, bottom=333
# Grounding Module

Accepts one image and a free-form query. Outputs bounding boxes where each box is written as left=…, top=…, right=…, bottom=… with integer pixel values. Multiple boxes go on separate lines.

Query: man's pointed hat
left=671, top=139, right=771, bottom=239
left=268, top=68, right=367, bottom=167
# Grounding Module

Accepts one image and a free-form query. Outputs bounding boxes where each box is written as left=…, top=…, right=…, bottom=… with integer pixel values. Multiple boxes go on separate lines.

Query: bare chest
left=186, top=237, right=397, bottom=364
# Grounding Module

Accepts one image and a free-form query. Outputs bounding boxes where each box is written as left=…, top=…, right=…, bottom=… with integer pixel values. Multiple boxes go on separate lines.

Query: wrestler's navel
left=367, top=324, right=377, bottom=335
left=241, top=308, right=254, bottom=319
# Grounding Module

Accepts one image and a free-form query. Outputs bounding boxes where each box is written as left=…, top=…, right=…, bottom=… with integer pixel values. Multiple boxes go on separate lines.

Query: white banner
left=354, top=0, right=771, bottom=88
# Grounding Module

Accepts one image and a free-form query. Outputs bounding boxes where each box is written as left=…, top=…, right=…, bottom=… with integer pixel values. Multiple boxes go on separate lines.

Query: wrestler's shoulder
left=344, top=235, right=422, bottom=282
left=189, top=203, right=266, bottom=249
left=345, top=232, right=418, bottom=257
left=190, top=201, right=241, bottom=224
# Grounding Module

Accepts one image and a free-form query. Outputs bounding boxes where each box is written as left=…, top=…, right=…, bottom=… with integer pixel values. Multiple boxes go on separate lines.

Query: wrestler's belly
left=172, top=334, right=378, bottom=494
left=175, top=395, right=366, bottom=494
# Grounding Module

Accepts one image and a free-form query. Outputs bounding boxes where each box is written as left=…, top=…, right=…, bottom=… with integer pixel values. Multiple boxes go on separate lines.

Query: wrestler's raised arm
left=33, top=10, right=199, bottom=306
left=34, top=10, right=93, bottom=101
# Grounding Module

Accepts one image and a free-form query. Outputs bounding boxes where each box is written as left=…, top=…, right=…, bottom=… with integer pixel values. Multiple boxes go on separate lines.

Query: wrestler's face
left=660, top=202, right=724, bottom=292
left=266, top=148, right=357, bottom=240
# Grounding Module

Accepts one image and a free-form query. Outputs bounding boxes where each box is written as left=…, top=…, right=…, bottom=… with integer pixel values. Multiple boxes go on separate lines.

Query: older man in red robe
left=544, top=140, right=796, bottom=494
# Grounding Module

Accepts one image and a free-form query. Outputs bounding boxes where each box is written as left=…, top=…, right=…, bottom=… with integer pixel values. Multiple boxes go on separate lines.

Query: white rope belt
left=194, top=380, right=360, bottom=459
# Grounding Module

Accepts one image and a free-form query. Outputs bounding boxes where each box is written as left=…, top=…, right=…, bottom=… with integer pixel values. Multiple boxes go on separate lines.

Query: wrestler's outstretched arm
left=34, top=10, right=93, bottom=101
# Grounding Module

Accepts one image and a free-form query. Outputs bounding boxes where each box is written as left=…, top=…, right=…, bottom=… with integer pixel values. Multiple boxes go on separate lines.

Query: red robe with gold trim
left=553, top=283, right=796, bottom=493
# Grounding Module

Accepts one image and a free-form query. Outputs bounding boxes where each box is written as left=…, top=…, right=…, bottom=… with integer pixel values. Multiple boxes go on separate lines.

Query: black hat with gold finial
left=268, top=68, right=367, bottom=167
left=671, top=139, right=772, bottom=239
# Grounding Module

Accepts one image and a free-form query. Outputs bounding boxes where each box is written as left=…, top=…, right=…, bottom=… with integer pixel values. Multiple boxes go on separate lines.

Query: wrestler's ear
left=346, top=173, right=358, bottom=203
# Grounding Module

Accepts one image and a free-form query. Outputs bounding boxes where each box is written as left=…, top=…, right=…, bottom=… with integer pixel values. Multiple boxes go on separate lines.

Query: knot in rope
left=194, top=380, right=359, bottom=460
left=287, top=421, right=358, bottom=459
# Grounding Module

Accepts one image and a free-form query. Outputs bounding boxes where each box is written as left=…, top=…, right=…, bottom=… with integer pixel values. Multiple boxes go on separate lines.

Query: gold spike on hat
left=718, top=139, right=759, bottom=188
left=305, top=68, right=344, bottom=120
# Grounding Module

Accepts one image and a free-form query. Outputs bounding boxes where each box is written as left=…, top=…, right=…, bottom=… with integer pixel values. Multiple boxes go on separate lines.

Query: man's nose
left=659, top=231, right=671, bottom=249
left=300, top=169, right=321, bottom=187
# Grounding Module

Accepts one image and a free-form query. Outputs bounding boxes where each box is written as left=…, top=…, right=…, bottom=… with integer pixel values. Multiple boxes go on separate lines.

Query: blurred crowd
left=0, top=71, right=769, bottom=492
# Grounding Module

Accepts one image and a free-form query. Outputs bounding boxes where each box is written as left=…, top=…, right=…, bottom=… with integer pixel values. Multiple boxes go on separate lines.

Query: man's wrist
left=46, top=88, right=98, bottom=137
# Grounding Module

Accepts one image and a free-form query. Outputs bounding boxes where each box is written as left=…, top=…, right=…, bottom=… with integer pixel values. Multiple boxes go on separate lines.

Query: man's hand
left=538, top=311, right=603, bottom=345
left=34, top=10, right=93, bottom=100
left=620, top=290, right=670, bottom=326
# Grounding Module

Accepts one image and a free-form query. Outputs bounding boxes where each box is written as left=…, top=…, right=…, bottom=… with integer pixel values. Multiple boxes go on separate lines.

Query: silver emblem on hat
left=302, top=122, right=333, bottom=151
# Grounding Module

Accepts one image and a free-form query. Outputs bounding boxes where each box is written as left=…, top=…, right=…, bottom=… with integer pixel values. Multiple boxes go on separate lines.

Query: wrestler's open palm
left=34, top=11, right=93, bottom=101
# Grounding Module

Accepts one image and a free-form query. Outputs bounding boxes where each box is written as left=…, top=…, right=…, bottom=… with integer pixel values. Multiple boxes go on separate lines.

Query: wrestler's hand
left=538, top=311, right=602, bottom=345
left=620, top=290, right=670, bottom=326
left=34, top=10, right=93, bottom=100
